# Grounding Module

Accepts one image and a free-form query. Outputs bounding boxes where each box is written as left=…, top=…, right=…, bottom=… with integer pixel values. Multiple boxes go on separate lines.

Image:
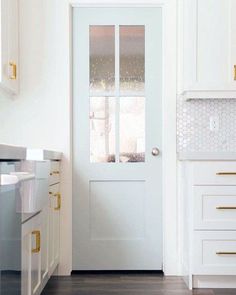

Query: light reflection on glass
left=119, top=97, right=145, bottom=163
left=90, top=97, right=116, bottom=163
left=120, top=26, right=145, bottom=95
left=90, top=26, right=115, bottom=94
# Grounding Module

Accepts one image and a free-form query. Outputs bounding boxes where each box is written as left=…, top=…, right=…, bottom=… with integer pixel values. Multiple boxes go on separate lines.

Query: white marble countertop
left=178, top=152, right=236, bottom=161
left=0, top=144, right=27, bottom=160
left=27, top=149, right=62, bottom=161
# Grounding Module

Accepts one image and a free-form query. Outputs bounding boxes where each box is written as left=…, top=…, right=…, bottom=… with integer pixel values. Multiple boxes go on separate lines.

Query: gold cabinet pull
left=216, top=172, right=236, bottom=176
left=50, top=171, right=60, bottom=176
left=50, top=192, right=61, bottom=210
left=216, top=251, right=236, bottom=255
left=216, top=206, right=236, bottom=210
left=54, top=193, right=61, bottom=210
left=9, top=62, right=17, bottom=80
left=234, top=65, right=236, bottom=81
left=32, top=230, right=41, bottom=253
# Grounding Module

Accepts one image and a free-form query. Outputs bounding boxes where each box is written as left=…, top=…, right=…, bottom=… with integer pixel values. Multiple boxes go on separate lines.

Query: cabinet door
left=48, top=183, right=60, bottom=275
left=30, top=215, right=42, bottom=295
left=0, top=0, right=19, bottom=94
left=22, top=213, right=42, bottom=295
left=183, top=0, right=236, bottom=98
left=41, top=207, right=49, bottom=287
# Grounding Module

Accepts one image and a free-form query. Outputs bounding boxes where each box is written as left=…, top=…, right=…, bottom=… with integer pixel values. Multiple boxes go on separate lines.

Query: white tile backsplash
left=177, top=99, right=236, bottom=153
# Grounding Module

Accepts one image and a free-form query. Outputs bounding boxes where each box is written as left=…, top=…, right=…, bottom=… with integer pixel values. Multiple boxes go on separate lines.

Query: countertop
left=0, top=144, right=26, bottom=160
left=27, top=149, right=62, bottom=161
left=178, top=152, right=236, bottom=161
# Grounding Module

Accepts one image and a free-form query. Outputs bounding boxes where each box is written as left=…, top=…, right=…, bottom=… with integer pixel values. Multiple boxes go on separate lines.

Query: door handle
left=9, top=62, right=17, bottom=80
left=54, top=193, right=61, bottom=210
left=151, top=147, right=160, bottom=156
left=49, top=192, right=61, bottom=210
left=32, top=230, right=41, bottom=253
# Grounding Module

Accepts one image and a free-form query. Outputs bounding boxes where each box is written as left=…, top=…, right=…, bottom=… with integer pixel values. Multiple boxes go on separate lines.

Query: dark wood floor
left=41, top=274, right=236, bottom=295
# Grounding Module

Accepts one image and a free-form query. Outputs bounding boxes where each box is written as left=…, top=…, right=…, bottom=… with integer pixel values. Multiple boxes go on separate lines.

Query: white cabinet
left=22, top=209, right=48, bottom=295
left=180, top=161, right=236, bottom=288
left=193, top=231, right=236, bottom=275
left=0, top=0, right=19, bottom=94
left=181, top=0, right=236, bottom=99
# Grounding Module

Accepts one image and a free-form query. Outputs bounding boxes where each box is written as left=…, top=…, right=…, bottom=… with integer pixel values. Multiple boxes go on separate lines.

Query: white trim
left=69, top=0, right=178, bottom=276
left=70, top=1, right=165, bottom=8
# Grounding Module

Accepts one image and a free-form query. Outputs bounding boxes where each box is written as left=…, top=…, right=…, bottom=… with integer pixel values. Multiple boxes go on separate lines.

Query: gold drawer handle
left=216, top=251, right=236, bottom=255
left=216, top=206, right=236, bottom=210
left=49, top=192, right=61, bottom=210
left=50, top=171, right=60, bottom=176
left=234, top=65, right=236, bottom=81
left=54, top=193, right=61, bottom=210
left=9, top=62, right=17, bottom=80
left=32, top=230, right=41, bottom=253
left=216, top=172, right=236, bottom=176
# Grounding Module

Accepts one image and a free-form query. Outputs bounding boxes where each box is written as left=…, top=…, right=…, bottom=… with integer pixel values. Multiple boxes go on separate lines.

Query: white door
left=73, top=7, right=163, bottom=270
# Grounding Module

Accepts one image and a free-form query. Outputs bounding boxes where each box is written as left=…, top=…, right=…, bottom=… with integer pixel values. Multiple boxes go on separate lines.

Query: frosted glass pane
left=120, top=26, right=145, bottom=95
left=90, top=97, right=116, bottom=163
left=119, top=97, right=145, bottom=163
left=90, top=26, right=115, bottom=93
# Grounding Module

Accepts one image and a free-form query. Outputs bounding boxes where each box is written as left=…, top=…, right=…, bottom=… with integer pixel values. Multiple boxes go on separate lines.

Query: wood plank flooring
left=41, top=274, right=236, bottom=295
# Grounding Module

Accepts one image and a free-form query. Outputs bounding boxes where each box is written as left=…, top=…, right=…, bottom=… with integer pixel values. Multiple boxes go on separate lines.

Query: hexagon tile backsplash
left=177, top=99, right=236, bottom=153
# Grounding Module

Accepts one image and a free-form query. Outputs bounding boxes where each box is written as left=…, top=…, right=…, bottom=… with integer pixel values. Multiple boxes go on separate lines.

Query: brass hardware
left=216, top=172, right=236, bottom=176
left=50, top=171, right=60, bottom=176
left=49, top=192, right=61, bottom=210
left=32, top=230, right=41, bottom=253
left=216, top=251, right=236, bottom=255
left=9, top=62, right=17, bottom=80
left=54, top=193, right=61, bottom=210
left=234, top=65, right=236, bottom=81
left=216, top=206, right=236, bottom=210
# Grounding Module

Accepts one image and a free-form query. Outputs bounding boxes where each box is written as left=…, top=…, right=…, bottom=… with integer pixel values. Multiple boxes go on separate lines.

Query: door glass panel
left=119, top=97, right=145, bottom=162
left=90, top=97, right=116, bottom=163
left=120, top=26, right=145, bottom=95
left=90, top=26, right=115, bottom=94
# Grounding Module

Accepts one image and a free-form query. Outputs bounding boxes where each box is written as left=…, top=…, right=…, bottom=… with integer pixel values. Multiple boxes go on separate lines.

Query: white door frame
left=70, top=0, right=178, bottom=275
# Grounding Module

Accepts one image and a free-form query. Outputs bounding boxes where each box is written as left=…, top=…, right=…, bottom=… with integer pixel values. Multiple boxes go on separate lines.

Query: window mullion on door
left=115, top=24, right=120, bottom=163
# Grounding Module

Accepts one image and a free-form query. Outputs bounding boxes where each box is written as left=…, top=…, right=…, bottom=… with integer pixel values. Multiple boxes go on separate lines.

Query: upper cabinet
left=0, top=0, right=19, bottom=94
left=181, top=0, right=236, bottom=99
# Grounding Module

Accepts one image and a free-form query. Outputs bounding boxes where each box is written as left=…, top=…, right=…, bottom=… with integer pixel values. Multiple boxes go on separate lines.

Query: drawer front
left=49, top=161, right=60, bottom=186
left=194, top=186, right=236, bottom=230
left=193, top=162, right=236, bottom=185
left=193, top=231, right=236, bottom=275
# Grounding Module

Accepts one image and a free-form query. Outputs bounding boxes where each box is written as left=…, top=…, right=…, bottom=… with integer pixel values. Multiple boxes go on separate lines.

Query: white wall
left=0, top=0, right=178, bottom=276
left=0, top=0, right=72, bottom=275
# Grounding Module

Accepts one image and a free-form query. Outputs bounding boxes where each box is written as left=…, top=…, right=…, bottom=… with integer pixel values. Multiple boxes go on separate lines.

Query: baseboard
left=71, top=270, right=164, bottom=275
left=193, top=275, right=236, bottom=289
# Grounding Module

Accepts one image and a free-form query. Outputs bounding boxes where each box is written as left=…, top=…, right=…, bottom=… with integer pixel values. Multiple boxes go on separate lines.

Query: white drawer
left=193, top=231, right=236, bottom=275
left=193, top=162, right=236, bottom=185
left=49, top=161, right=60, bottom=186
left=194, top=186, right=236, bottom=230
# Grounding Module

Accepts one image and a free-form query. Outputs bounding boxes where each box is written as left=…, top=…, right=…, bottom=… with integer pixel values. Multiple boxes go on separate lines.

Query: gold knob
left=234, top=65, right=236, bottom=81
left=9, top=62, right=17, bottom=80
left=32, top=230, right=41, bottom=253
